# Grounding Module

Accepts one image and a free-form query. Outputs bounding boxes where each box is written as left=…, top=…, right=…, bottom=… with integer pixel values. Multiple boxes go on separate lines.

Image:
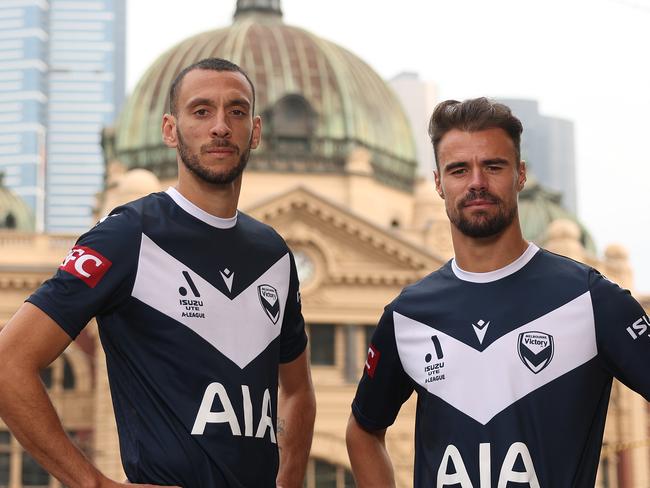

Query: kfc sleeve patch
left=60, top=246, right=112, bottom=288
left=365, top=344, right=381, bottom=378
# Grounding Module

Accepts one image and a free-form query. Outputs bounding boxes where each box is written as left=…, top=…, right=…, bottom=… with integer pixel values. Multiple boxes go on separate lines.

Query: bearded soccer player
left=0, top=58, right=316, bottom=488
left=346, top=97, right=650, bottom=487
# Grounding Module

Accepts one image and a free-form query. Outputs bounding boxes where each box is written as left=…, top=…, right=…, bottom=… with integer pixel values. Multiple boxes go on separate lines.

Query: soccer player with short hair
left=0, top=58, right=316, bottom=488
left=346, top=97, right=650, bottom=487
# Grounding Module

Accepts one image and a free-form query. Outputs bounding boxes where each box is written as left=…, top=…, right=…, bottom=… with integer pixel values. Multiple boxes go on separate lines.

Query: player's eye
left=487, top=162, right=508, bottom=173
left=194, top=109, right=209, bottom=116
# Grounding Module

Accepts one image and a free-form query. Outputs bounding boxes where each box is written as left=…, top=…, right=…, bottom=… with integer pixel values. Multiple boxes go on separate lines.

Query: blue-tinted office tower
left=0, top=0, right=126, bottom=233
left=497, top=98, right=577, bottom=214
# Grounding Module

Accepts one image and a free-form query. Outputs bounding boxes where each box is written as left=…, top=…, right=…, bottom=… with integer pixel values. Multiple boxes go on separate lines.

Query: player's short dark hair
left=169, top=58, right=256, bottom=115
left=428, top=97, right=523, bottom=169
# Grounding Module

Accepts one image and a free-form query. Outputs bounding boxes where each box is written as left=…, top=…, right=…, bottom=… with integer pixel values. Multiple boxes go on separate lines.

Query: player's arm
left=591, top=271, right=650, bottom=398
left=346, top=415, right=395, bottom=487
left=0, top=303, right=177, bottom=488
left=0, top=303, right=103, bottom=487
left=347, top=304, right=413, bottom=488
left=276, top=348, right=316, bottom=488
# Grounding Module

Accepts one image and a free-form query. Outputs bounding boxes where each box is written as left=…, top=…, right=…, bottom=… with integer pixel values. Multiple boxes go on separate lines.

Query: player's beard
left=449, top=189, right=518, bottom=238
left=176, top=128, right=252, bottom=185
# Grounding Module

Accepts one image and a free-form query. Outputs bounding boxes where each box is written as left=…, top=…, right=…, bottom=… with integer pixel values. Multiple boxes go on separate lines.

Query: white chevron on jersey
left=132, top=234, right=290, bottom=369
left=394, top=291, right=597, bottom=425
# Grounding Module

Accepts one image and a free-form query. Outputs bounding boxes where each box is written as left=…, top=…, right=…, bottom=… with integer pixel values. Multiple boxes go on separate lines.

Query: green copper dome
left=112, top=1, right=417, bottom=190
left=519, top=176, right=596, bottom=253
left=0, top=175, right=34, bottom=232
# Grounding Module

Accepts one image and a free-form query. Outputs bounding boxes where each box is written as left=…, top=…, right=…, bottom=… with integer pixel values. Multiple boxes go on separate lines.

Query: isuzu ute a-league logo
left=518, top=331, right=554, bottom=374
left=258, top=284, right=280, bottom=324
left=178, top=271, right=205, bottom=319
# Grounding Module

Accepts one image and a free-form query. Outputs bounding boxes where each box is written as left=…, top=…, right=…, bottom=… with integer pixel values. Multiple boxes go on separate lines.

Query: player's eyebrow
left=185, top=97, right=251, bottom=110
left=443, top=161, right=468, bottom=173
left=444, top=158, right=510, bottom=172
left=186, top=97, right=214, bottom=109
left=226, top=98, right=251, bottom=109
left=482, top=158, right=509, bottom=165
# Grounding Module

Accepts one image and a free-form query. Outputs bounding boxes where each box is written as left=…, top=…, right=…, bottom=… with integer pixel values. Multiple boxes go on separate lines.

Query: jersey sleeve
left=26, top=208, right=141, bottom=339
left=592, top=269, right=650, bottom=400
left=351, top=306, right=414, bottom=431
left=278, top=250, right=308, bottom=363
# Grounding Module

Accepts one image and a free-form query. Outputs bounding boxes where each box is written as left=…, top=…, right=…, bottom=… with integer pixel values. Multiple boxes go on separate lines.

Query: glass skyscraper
left=0, top=0, right=125, bottom=233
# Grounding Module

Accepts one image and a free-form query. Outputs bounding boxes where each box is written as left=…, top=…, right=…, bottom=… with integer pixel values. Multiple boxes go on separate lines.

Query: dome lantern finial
left=234, top=0, right=282, bottom=19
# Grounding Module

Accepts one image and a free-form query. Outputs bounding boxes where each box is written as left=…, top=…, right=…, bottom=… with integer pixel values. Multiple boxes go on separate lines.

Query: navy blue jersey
left=352, top=244, right=650, bottom=488
left=28, top=188, right=307, bottom=487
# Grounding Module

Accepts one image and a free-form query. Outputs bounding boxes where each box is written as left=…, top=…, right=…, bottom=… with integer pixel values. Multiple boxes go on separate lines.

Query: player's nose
left=210, top=111, right=231, bottom=139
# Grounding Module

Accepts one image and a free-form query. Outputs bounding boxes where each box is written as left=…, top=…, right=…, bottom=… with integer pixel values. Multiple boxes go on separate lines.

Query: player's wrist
left=76, top=469, right=110, bottom=488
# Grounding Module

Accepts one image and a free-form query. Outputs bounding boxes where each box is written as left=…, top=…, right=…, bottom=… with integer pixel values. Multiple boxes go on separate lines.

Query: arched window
left=264, top=94, right=317, bottom=153
left=270, top=94, right=316, bottom=138
left=1, top=352, right=88, bottom=487
left=0, top=431, right=10, bottom=487
left=20, top=451, right=49, bottom=487
left=63, top=356, right=75, bottom=390
left=39, top=355, right=76, bottom=391
left=4, top=213, right=16, bottom=229
left=307, top=323, right=336, bottom=366
left=39, top=366, right=52, bottom=389
left=305, top=458, right=355, bottom=488
left=0, top=430, right=89, bottom=488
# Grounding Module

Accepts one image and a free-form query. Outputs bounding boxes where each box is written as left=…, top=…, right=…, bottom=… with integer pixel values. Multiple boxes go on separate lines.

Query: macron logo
left=60, top=246, right=112, bottom=288
left=472, top=319, right=490, bottom=344
left=220, top=268, right=234, bottom=292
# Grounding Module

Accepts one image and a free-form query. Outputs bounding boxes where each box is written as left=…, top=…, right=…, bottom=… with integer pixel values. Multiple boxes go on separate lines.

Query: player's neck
left=175, top=173, right=241, bottom=219
left=450, top=220, right=529, bottom=273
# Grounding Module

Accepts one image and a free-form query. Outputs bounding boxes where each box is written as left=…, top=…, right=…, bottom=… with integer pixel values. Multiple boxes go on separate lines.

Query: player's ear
left=434, top=170, right=444, bottom=199
left=517, top=160, right=527, bottom=191
left=162, top=114, right=178, bottom=148
left=250, top=115, right=262, bottom=150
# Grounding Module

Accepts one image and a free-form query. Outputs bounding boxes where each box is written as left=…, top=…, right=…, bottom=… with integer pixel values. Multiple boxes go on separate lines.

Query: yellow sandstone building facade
left=0, top=1, right=648, bottom=486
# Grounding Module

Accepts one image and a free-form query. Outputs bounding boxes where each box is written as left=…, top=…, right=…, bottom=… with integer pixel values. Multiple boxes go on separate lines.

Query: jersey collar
left=165, top=187, right=238, bottom=229
left=451, top=242, right=540, bottom=283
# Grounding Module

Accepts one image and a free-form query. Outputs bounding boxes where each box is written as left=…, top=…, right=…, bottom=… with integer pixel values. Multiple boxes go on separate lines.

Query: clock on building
left=294, top=250, right=315, bottom=285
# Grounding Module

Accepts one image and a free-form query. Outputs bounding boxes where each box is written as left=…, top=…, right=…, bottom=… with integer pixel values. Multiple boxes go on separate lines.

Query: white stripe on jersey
left=394, top=291, right=597, bottom=424
left=132, top=233, right=289, bottom=369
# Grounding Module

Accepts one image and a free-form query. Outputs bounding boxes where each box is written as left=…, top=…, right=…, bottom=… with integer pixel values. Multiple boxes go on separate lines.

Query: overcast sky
left=126, top=0, right=650, bottom=293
